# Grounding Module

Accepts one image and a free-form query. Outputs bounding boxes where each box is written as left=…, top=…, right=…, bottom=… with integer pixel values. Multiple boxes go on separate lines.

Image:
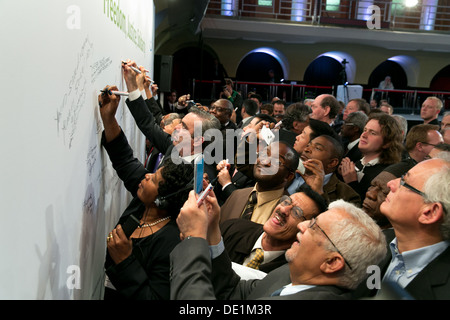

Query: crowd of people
left=97, top=61, right=450, bottom=301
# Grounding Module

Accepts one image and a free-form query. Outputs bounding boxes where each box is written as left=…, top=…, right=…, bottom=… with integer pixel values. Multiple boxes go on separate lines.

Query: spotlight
left=404, top=0, right=418, bottom=7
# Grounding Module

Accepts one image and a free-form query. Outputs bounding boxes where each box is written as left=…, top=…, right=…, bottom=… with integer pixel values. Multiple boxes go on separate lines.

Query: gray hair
left=163, top=113, right=182, bottom=126
left=423, top=157, right=450, bottom=240
left=327, top=200, right=387, bottom=290
left=346, top=111, right=368, bottom=134
left=392, top=115, right=408, bottom=142
left=188, top=107, right=221, bottom=135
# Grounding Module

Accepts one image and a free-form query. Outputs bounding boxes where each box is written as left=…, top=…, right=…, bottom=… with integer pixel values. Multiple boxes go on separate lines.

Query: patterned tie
left=241, top=191, right=257, bottom=220
left=246, top=248, right=264, bottom=270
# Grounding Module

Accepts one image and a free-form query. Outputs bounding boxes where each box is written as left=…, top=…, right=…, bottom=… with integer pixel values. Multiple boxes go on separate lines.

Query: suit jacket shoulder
left=221, top=219, right=264, bottom=264
left=405, top=246, right=450, bottom=299
left=220, top=187, right=253, bottom=223
left=323, top=173, right=361, bottom=206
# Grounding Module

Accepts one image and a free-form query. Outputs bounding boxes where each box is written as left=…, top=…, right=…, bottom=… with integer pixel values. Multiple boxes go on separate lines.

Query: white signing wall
left=0, top=0, right=154, bottom=299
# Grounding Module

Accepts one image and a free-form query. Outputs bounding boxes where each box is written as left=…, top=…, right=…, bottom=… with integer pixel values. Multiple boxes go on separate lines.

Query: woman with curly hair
left=339, top=112, right=403, bottom=200
left=98, top=86, right=193, bottom=300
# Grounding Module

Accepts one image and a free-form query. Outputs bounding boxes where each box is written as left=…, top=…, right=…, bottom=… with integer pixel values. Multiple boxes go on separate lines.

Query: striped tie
left=246, top=248, right=264, bottom=270
left=241, top=191, right=257, bottom=220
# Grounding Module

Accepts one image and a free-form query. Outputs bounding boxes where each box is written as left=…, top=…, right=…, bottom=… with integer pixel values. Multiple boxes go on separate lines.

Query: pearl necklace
left=138, top=216, right=171, bottom=229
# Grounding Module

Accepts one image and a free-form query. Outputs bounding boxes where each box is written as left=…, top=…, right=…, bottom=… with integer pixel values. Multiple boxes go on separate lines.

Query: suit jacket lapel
left=405, top=246, right=450, bottom=299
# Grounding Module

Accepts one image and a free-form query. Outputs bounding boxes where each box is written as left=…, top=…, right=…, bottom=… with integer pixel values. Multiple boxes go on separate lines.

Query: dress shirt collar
left=251, top=233, right=284, bottom=264
left=387, top=238, right=450, bottom=283
left=347, top=138, right=359, bottom=151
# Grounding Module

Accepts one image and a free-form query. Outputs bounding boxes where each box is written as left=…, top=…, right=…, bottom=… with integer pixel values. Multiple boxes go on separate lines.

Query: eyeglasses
left=279, top=195, right=305, bottom=221
left=343, top=122, right=356, bottom=126
left=419, top=142, right=439, bottom=148
left=257, top=151, right=295, bottom=172
left=308, top=217, right=353, bottom=270
left=210, top=105, right=229, bottom=112
left=400, top=175, right=426, bottom=197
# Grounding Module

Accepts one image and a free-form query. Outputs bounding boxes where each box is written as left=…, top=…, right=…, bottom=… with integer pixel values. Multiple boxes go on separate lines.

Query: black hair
left=158, top=158, right=194, bottom=218
left=254, top=113, right=277, bottom=125
left=295, top=183, right=328, bottom=215
left=242, top=99, right=258, bottom=116
left=308, top=119, right=342, bottom=145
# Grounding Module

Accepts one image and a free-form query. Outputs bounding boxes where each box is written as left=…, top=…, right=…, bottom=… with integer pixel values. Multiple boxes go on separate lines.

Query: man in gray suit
left=169, top=192, right=387, bottom=300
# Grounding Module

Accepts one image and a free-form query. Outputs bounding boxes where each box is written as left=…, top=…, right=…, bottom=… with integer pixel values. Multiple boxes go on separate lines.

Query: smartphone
left=194, top=155, right=204, bottom=194
left=260, top=125, right=275, bottom=145
left=121, top=214, right=141, bottom=238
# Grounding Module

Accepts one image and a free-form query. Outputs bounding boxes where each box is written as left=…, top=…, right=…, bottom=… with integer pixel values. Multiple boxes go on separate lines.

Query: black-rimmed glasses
left=279, top=195, right=305, bottom=221
left=400, top=175, right=426, bottom=197
left=308, top=217, right=353, bottom=270
left=419, top=141, right=439, bottom=148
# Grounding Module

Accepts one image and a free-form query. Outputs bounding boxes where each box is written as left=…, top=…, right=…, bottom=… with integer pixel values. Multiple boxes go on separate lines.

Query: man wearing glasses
left=219, top=141, right=299, bottom=224
left=375, top=156, right=450, bottom=299
left=355, top=156, right=450, bottom=299
left=220, top=185, right=327, bottom=277
left=170, top=193, right=387, bottom=300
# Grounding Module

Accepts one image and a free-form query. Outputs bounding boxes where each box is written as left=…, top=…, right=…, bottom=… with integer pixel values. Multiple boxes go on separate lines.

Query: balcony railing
left=207, top=0, right=450, bottom=32
left=190, top=79, right=450, bottom=113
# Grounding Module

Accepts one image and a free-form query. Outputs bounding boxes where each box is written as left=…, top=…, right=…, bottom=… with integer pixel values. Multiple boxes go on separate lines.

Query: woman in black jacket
left=99, top=86, right=193, bottom=300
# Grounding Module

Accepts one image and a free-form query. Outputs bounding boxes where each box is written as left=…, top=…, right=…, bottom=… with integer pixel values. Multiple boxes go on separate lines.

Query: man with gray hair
left=358, top=155, right=450, bottom=299
left=170, top=192, right=387, bottom=300
left=392, top=115, right=408, bottom=143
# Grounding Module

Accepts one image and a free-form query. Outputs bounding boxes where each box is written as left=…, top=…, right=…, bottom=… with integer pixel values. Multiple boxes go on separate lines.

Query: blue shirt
left=382, top=238, right=450, bottom=288
left=287, top=172, right=332, bottom=195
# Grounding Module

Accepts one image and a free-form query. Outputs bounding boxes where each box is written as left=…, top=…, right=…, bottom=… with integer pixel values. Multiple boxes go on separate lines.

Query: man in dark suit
left=356, top=157, right=450, bottom=299
left=340, top=111, right=368, bottom=164
left=209, top=98, right=238, bottom=162
left=288, top=135, right=361, bottom=207
left=219, top=141, right=299, bottom=225
left=220, top=185, right=327, bottom=274
left=214, top=113, right=278, bottom=205
left=170, top=193, right=387, bottom=300
left=120, top=61, right=221, bottom=180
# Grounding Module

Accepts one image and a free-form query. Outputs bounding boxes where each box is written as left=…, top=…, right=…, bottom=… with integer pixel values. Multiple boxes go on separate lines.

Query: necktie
left=246, top=248, right=264, bottom=270
left=241, top=191, right=257, bottom=220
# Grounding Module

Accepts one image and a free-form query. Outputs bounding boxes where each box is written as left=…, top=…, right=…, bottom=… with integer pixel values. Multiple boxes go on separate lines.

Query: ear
left=284, top=170, right=295, bottom=183
left=320, top=253, right=345, bottom=274
left=328, top=158, right=339, bottom=172
left=415, top=142, right=424, bottom=153
left=323, top=106, right=331, bottom=117
left=418, top=202, right=445, bottom=225
left=193, top=135, right=204, bottom=148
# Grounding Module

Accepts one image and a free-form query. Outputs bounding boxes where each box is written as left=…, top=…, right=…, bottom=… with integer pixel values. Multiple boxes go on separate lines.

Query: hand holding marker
left=121, top=60, right=154, bottom=83
left=100, top=60, right=153, bottom=98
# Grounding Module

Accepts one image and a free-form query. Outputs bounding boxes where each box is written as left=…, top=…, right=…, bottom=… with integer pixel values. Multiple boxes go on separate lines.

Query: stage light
left=404, top=0, right=418, bottom=7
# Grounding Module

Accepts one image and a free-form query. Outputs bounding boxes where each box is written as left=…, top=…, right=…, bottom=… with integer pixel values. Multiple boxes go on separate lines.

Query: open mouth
left=272, top=210, right=286, bottom=226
